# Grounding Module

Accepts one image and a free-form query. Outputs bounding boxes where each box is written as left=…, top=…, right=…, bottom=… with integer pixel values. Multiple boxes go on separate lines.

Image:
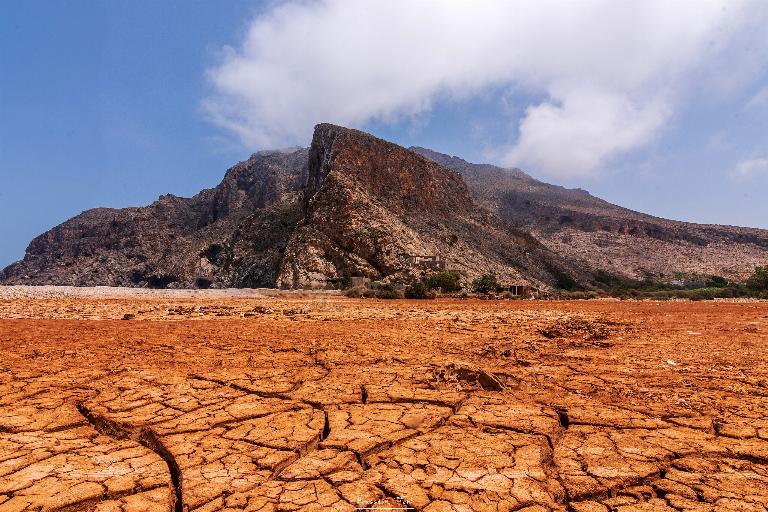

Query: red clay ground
left=1, top=289, right=767, bottom=511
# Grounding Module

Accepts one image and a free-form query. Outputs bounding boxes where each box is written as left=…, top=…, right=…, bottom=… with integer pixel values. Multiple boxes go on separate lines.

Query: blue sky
left=1, top=1, right=767, bottom=269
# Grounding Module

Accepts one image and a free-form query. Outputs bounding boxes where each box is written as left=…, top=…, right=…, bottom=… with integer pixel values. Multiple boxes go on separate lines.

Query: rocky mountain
left=3, top=123, right=767, bottom=289
left=276, top=124, right=578, bottom=288
left=411, top=147, right=768, bottom=282
left=0, top=148, right=308, bottom=288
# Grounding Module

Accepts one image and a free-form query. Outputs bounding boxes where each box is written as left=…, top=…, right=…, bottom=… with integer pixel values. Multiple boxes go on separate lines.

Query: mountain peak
left=306, top=123, right=473, bottom=216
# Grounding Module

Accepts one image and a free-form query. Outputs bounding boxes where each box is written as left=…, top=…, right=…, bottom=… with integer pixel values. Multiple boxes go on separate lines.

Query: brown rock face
left=307, top=124, right=472, bottom=215
left=277, top=124, right=571, bottom=288
left=0, top=149, right=308, bottom=288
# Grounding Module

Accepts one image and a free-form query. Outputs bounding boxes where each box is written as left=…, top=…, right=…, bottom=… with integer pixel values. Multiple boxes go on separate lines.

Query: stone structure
left=405, top=255, right=446, bottom=270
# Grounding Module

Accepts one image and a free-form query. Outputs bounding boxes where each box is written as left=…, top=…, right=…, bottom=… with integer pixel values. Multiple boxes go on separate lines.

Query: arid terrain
left=1, top=287, right=767, bottom=511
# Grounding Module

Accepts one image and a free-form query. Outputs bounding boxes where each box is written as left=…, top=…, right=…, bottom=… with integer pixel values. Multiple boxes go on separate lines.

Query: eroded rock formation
left=0, top=149, right=308, bottom=288
left=276, top=124, right=572, bottom=288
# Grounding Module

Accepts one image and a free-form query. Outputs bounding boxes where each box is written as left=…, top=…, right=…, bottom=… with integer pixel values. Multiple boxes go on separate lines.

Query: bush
left=554, top=272, right=578, bottom=291
left=705, top=275, right=728, bottom=288
left=543, top=261, right=579, bottom=291
left=556, top=290, right=600, bottom=300
left=747, top=266, right=768, bottom=291
left=686, top=288, right=717, bottom=301
left=425, top=270, right=462, bottom=292
left=405, top=281, right=434, bottom=299
left=376, top=289, right=402, bottom=299
left=472, top=274, right=500, bottom=294
left=594, top=270, right=623, bottom=288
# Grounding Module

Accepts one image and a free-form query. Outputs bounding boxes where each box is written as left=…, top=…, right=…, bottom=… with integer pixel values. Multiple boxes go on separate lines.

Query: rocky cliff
left=3, top=124, right=767, bottom=289
left=0, top=149, right=307, bottom=288
left=276, top=124, right=575, bottom=288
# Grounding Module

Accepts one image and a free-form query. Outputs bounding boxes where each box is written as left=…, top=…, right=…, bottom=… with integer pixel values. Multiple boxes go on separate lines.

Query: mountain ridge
left=3, top=123, right=767, bottom=289
left=409, top=146, right=768, bottom=281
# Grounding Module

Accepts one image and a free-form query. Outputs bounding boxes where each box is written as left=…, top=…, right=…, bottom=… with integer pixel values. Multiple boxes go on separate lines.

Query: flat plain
left=1, top=287, right=767, bottom=512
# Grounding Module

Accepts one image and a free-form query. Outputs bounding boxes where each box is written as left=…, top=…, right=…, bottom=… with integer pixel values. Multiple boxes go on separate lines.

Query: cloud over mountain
left=204, top=0, right=766, bottom=178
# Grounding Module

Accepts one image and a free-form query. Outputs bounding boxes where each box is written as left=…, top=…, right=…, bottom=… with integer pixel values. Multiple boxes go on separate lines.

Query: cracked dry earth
left=1, top=291, right=767, bottom=511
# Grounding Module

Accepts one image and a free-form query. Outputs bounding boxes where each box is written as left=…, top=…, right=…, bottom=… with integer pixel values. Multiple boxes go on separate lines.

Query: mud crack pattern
left=1, top=293, right=767, bottom=511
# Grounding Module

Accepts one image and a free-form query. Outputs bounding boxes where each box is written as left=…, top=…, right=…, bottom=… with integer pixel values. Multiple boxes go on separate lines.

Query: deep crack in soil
left=77, top=402, right=184, bottom=512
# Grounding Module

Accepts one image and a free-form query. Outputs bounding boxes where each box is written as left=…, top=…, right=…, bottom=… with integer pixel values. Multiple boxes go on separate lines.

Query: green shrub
left=686, top=288, right=716, bottom=301
left=405, top=281, right=434, bottom=299
left=554, top=272, right=578, bottom=291
left=472, top=274, right=500, bottom=294
left=594, top=270, right=623, bottom=287
left=375, top=289, right=402, bottom=299
left=345, top=285, right=402, bottom=299
left=543, top=261, right=579, bottom=291
left=747, top=266, right=768, bottom=291
left=425, top=270, right=462, bottom=292
left=705, top=275, right=728, bottom=288
left=556, top=290, right=600, bottom=300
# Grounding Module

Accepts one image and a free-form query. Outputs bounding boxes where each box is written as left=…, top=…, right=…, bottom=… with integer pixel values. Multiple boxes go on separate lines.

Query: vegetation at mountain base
left=747, top=266, right=768, bottom=291
left=472, top=274, right=500, bottom=294
left=706, top=275, right=729, bottom=288
left=404, top=281, right=435, bottom=299
left=591, top=266, right=768, bottom=300
left=344, top=282, right=403, bottom=299
left=425, top=270, right=463, bottom=293
left=340, top=265, right=768, bottom=301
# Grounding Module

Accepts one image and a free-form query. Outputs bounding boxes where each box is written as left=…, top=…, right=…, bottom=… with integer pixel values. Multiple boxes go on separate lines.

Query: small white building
left=405, top=255, right=446, bottom=270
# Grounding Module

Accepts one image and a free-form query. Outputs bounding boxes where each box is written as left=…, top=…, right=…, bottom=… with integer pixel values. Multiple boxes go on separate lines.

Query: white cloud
left=503, top=90, right=670, bottom=178
left=204, top=0, right=767, bottom=178
left=734, top=157, right=768, bottom=178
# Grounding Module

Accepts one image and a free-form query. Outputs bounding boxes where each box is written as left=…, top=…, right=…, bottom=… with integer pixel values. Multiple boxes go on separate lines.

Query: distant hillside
left=412, top=147, right=768, bottom=282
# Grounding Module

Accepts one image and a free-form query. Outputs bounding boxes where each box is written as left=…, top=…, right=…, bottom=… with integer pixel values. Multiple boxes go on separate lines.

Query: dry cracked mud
left=1, top=288, right=767, bottom=511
